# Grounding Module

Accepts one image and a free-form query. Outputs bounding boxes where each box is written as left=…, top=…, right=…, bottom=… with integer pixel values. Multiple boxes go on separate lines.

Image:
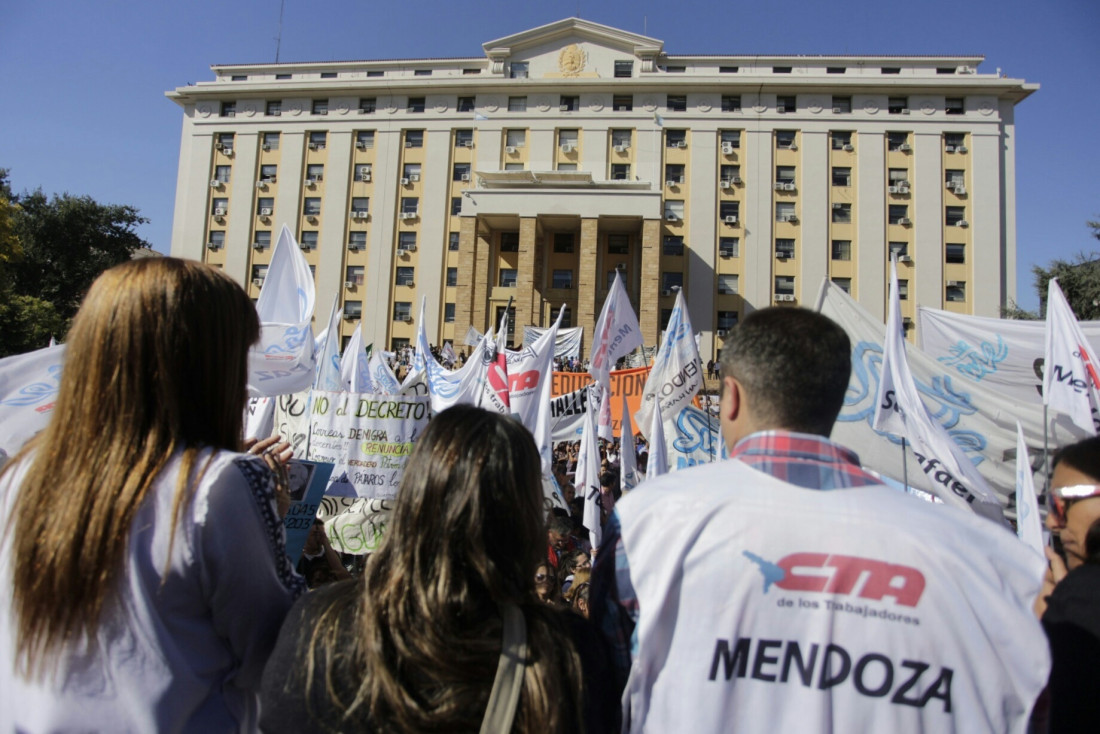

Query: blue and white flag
left=1015, top=421, right=1044, bottom=556
left=0, top=344, right=65, bottom=456
left=314, top=295, right=343, bottom=392
left=1044, top=278, right=1100, bottom=435
left=339, top=322, right=373, bottom=394
left=635, top=288, right=703, bottom=440
left=368, top=350, right=401, bottom=395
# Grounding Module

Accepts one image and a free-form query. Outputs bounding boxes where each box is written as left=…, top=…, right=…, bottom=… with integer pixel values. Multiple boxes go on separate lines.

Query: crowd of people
left=0, top=257, right=1095, bottom=733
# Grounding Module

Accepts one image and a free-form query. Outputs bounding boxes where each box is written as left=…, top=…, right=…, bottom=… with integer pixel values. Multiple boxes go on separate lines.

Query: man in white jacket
left=591, top=307, right=1049, bottom=733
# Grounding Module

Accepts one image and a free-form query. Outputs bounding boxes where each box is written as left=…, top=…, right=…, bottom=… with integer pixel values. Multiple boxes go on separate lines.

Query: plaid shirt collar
left=729, top=430, right=882, bottom=490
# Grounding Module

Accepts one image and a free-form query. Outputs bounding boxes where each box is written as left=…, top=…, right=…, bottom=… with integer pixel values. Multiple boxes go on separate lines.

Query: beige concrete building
left=166, top=17, right=1035, bottom=356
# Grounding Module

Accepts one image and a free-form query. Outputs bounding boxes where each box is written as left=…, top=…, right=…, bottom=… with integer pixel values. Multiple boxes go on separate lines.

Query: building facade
left=167, top=18, right=1035, bottom=356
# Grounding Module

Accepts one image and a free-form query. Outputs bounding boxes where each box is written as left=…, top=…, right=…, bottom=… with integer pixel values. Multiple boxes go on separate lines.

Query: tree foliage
left=0, top=169, right=151, bottom=357
left=1034, top=251, right=1100, bottom=321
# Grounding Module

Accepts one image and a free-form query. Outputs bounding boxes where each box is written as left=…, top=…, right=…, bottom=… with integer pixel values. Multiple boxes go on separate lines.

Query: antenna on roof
left=275, top=0, right=285, bottom=63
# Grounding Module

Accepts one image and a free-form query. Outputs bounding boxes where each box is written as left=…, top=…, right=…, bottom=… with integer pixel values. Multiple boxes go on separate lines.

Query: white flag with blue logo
left=578, top=385, right=603, bottom=551
left=1043, top=278, right=1100, bottom=435
left=314, top=295, right=343, bottom=392
left=339, top=323, right=374, bottom=394
left=635, top=288, right=703, bottom=440
left=0, top=343, right=65, bottom=456
left=589, top=270, right=643, bottom=391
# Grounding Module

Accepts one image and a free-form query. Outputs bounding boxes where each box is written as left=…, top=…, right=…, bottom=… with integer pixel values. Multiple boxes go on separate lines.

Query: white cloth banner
left=918, top=306, right=1100, bottom=407
left=577, top=386, right=603, bottom=552
left=314, top=296, right=343, bottom=392
left=635, top=289, right=703, bottom=440
left=1015, top=422, right=1045, bottom=557
left=339, top=322, right=374, bottom=394
left=248, top=225, right=317, bottom=397
left=0, top=344, right=65, bottom=456
left=589, top=271, right=643, bottom=390
left=368, top=351, right=401, bottom=395
left=243, top=397, right=275, bottom=440
left=523, top=325, right=584, bottom=360
left=507, top=307, right=562, bottom=475
left=872, top=261, right=1004, bottom=522
left=1043, top=278, right=1100, bottom=434
left=412, top=300, right=505, bottom=414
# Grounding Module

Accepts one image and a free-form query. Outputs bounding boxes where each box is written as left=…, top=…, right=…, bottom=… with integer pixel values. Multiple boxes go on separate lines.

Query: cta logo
left=744, top=551, right=925, bottom=607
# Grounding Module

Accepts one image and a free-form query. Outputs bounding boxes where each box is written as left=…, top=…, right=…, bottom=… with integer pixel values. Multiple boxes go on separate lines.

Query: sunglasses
left=1049, top=484, right=1100, bottom=526
left=534, top=572, right=556, bottom=583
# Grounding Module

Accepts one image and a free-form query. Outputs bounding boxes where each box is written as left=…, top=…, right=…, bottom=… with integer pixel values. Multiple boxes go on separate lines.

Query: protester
left=0, top=258, right=305, bottom=732
left=547, top=515, right=577, bottom=568
left=591, top=307, right=1049, bottom=732
left=260, top=406, right=615, bottom=733
left=559, top=548, right=592, bottom=594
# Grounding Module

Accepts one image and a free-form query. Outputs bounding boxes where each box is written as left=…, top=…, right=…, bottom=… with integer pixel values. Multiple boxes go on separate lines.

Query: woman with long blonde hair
left=0, top=258, right=305, bottom=732
left=260, top=405, right=616, bottom=733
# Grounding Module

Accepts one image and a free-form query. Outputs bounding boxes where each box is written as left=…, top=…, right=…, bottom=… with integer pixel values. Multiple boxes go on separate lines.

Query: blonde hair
left=4, top=258, right=259, bottom=678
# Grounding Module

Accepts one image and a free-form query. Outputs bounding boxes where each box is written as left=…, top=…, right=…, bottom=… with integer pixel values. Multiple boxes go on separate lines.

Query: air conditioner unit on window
left=899, top=217, right=912, bottom=226
left=899, top=143, right=912, bottom=152
left=506, top=146, right=518, bottom=154
left=299, top=242, right=312, bottom=251
left=776, top=252, right=790, bottom=260
left=719, top=180, right=731, bottom=189
left=775, top=294, right=795, bottom=302
left=674, top=141, right=687, bottom=148
left=957, top=145, right=968, bottom=154
left=954, top=185, right=966, bottom=195
left=777, top=105, right=787, bottom=114
left=559, top=104, right=570, bottom=112
left=888, top=186, right=902, bottom=194
left=614, top=144, right=629, bottom=153
left=355, top=140, right=368, bottom=149
left=252, top=242, right=264, bottom=250
left=901, top=108, right=911, bottom=115
left=402, top=315, right=414, bottom=323
left=781, top=214, right=798, bottom=223
left=210, top=179, right=222, bottom=188
left=359, top=173, right=372, bottom=182
left=956, top=220, right=969, bottom=228
left=308, top=143, right=320, bottom=150
left=259, top=207, right=272, bottom=217
left=665, top=213, right=679, bottom=222
left=773, top=182, right=785, bottom=191
left=731, top=176, right=743, bottom=185
left=947, top=280, right=963, bottom=288
left=305, top=178, right=316, bottom=187
left=560, top=143, right=575, bottom=153
left=214, top=141, right=224, bottom=150
left=459, top=173, right=471, bottom=182
left=405, top=245, right=417, bottom=252
left=206, top=241, right=221, bottom=250
left=945, top=145, right=956, bottom=153
left=721, top=144, right=734, bottom=155
left=410, top=173, right=420, bottom=182
left=400, top=211, right=417, bottom=220
left=842, top=143, right=854, bottom=152
left=343, top=312, right=356, bottom=320
left=724, top=216, right=738, bottom=224
left=352, top=211, right=368, bottom=220
left=213, top=207, right=226, bottom=216
left=345, top=281, right=355, bottom=289
left=898, top=255, right=912, bottom=262
left=405, top=281, right=415, bottom=287
left=400, top=177, right=410, bottom=185
left=256, top=181, right=267, bottom=190
left=666, top=180, right=678, bottom=188
left=783, top=183, right=796, bottom=191
left=462, top=140, right=474, bottom=148
left=223, top=148, right=233, bottom=157
left=832, top=107, right=842, bottom=114
left=348, top=243, right=363, bottom=252
left=252, top=278, right=264, bottom=287
left=833, top=203, right=844, bottom=209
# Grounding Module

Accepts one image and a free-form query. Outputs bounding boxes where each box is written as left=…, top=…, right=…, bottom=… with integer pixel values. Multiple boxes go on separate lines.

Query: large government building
left=167, top=18, right=1036, bottom=357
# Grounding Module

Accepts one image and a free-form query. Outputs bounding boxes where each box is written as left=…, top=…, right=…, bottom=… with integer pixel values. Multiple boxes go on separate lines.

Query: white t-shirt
left=613, top=459, right=1049, bottom=733
left=0, top=450, right=305, bottom=734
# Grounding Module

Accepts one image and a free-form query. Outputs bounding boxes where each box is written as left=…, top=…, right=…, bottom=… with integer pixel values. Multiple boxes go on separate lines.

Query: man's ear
left=722, top=375, right=742, bottom=421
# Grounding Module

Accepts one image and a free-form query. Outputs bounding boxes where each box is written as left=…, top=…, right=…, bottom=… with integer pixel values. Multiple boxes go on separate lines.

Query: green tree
left=1034, top=251, right=1100, bottom=320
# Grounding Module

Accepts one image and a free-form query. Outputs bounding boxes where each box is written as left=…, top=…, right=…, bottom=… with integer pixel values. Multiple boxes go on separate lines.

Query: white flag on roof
left=1043, top=278, right=1100, bottom=435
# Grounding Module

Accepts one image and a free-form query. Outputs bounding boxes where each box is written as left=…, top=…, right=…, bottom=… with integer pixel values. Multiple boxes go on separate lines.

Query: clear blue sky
left=1, top=0, right=1096, bottom=311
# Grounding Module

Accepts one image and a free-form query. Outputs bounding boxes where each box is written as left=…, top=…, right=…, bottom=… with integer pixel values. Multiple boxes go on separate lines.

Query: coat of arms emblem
left=558, top=44, right=586, bottom=77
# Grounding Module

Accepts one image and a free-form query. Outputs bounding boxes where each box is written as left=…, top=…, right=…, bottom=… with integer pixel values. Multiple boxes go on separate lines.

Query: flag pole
left=901, top=436, right=908, bottom=491
left=705, top=393, right=716, bottom=462
left=476, top=295, right=514, bottom=408
left=1042, top=403, right=1050, bottom=501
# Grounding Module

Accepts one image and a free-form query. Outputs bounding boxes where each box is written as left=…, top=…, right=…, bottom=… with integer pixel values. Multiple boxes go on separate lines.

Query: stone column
left=454, top=216, right=478, bottom=340
left=515, top=216, right=537, bottom=336
left=471, top=226, right=492, bottom=333
left=639, top=218, right=661, bottom=347
left=577, top=218, right=599, bottom=357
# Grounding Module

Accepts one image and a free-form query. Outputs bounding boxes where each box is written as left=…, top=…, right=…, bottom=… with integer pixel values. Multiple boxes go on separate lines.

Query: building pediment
left=482, top=17, right=663, bottom=76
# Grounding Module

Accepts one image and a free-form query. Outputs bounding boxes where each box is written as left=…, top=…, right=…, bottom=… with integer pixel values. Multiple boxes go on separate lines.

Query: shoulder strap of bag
left=479, top=602, right=528, bottom=734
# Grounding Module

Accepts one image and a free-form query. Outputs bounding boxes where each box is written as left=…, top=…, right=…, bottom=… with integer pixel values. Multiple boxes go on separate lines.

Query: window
left=257, top=197, right=274, bottom=214
left=776, top=130, right=797, bottom=149
left=398, top=232, right=417, bottom=251
left=457, top=96, right=475, bottom=112
left=355, top=130, right=375, bottom=149
left=614, top=60, right=633, bottom=78
left=508, top=96, right=527, bottom=112
left=775, top=202, right=796, bottom=222
left=665, top=130, right=687, bottom=148
left=211, top=197, right=228, bottom=215
left=312, top=99, right=328, bottom=115
left=320, top=72, right=337, bottom=79
left=560, top=95, right=579, bottom=111
left=607, top=234, right=630, bottom=255
left=776, top=239, right=796, bottom=259
left=254, top=230, right=271, bottom=248
left=775, top=276, right=795, bottom=296
left=455, top=129, right=474, bottom=147
left=719, top=237, right=739, bottom=258
left=887, top=132, right=909, bottom=151
left=406, top=97, right=425, bottom=113
left=231, top=75, right=247, bottom=82
left=308, top=131, right=327, bottom=149
left=832, top=278, right=852, bottom=294
left=560, top=307, right=572, bottom=328
left=888, top=168, right=909, bottom=185
left=945, top=97, right=964, bottom=115
left=889, top=242, right=909, bottom=259
left=898, top=279, right=909, bottom=300
left=888, top=205, right=909, bottom=224
left=348, top=232, right=366, bottom=250
left=262, top=132, right=280, bottom=151
left=827, top=67, right=846, bottom=74
left=451, top=197, right=462, bottom=215
left=946, top=243, right=966, bottom=263
left=773, top=66, right=792, bottom=74
left=611, top=164, right=631, bottom=180
left=665, top=65, right=686, bottom=73
left=496, top=306, right=516, bottom=346
left=832, top=96, right=852, bottom=113
left=509, top=62, right=529, bottom=79
left=306, top=164, right=324, bottom=182
left=393, top=302, right=412, bottom=321
left=344, top=301, right=363, bottom=319
left=275, top=73, right=292, bottom=80
left=346, top=265, right=364, bottom=286
left=831, top=240, right=852, bottom=261
left=664, top=200, right=685, bottom=220
left=720, top=130, right=742, bottom=150
left=220, top=102, right=236, bottom=117
left=354, top=163, right=372, bottom=181
left=213, top=165, right=231, bottom=183
left=449, top=232, right=460, bottom=251
left=303, top=198, right=321, bottom=216
left=607, top=269, right=627, bottom=289
left=660, top=309, right=673, bottom=330
left=881, top=67, right=901, bottom=75
left=720, top=201, right=740, bottom=221
left=265, top=100, right=281, bottom=116
left=611, top=129, right=632, bottom=148
left=500, top=232, right=519, bottom=252
left=717, top=311, right=739, bottom=330
left=351, top=197, right=369, bottom=215
left=777, top=95, right=796, bottom=113
left=504, top=163, right=524, bottom=171
left=260, top=164, right=277, bottom=182
left=832, top=167, right=852, bottom=187
left=945, top=132, right=966, bottom=150
left=404, top=130, right=424, bottom=148
left=720, top=164, right=741, bottom=183
left=662, top=272, right=683, bottom=293
left=367, top=70, right=384, bottom=78
left=300, top=231, right=318, bottom=249
left=558, top=129, right=579, bottom=148
left=505, top=129, right=526, bottom=148
left=832, top=203, right=852, bottom=223
left=453, top=163, right=471, bottom=182
left=414, top=69, right=432, bottom=77
left=718, top=275, right=739, bottom=295
left=216, top=132, right=234, bottom=152
left=663, top=236, right=684, bottom=256
left=721, top=95, right=741, bottom=112
left=664, top=164, right=685, bottom=184
left=444, top=304, right=456, bottom=323
left=719, top=66, right=739, bottom=74
left=946, top=206, right=967, bottom=226
left=946, top=283, right=966, bottom=302
left=499, top=268, right=518, bottom=287
left=831, top=131, right=853, bottom=150
left=613, top=95, right=633, bottom=111
left=552, top=269, right=573, bottom=289
left=946, top=169, right=966, bottom=187
left=400, top=197, right=419, bottom=215
left=553, top=233, right=574, bottom=253
left=776, top=166, right=795, bottom=184
left=666, top=95, right=687, bottom=112
left=395, top=267, right=415, bottom=286
left=359, top=97, right=376, bottom=114
left=888, top=97, right=909, bottom=114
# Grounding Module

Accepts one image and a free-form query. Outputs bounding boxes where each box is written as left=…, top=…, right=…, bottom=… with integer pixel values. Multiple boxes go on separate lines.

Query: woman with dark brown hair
left=260, top=405, right=616, bottom=733
left=0, top=258, right=305, bottom=732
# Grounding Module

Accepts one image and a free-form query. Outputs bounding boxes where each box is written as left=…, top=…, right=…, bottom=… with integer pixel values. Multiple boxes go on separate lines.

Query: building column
left=639, top=218, right=661, bottom=348
left=577, top=218, right=599, bottom=358
left=454, top=216, right=479, bottom=341
left=515, top=216, right=537, bottom=338
left=471, top=225, right=492, bottom=333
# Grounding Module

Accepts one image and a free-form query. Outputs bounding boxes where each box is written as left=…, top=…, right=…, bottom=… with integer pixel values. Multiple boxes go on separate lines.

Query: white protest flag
left=243, top=397, right=275, bottom=440
left=635, top=288, right=704, bottom=440
left=646, top=395, right=669, bottom=479
left=523, top=325, right=584, bottom=360
left=1044, top=278, right=1100, bottom=435
left=1015, top=422, right=1044, bottom=556
left=507, top=306, right=563, bottom=475
left=620, top=396, right=640, bottom=493
left=441, top=341, right=457, bottom=366
left=0, top=344, right=65, bottom=456
left=577, top=385, right=604, bottom=552
left=248, top=224, right=317, bottom=397
left=484, top=307, right=511, bottom=411
left=368, top=350, right=401, bottom=395
left=589, top=270, right=643, bottom=390
left=597, top=383, right=614, bottom=441
left=872, top=259, right=1005, bottom=523
left=314, top=295, right=343, bottom=392
left=412, top=298, right=505, bottom=413
left=339, top=323, right=374, bottom=394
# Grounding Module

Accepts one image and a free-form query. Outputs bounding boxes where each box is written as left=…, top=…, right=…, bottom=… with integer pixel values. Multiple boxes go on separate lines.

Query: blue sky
left=1, top=0, right=1096, bottom=311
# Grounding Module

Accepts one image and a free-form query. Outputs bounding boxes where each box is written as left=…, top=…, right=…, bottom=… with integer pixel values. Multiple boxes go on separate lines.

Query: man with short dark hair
left=592, top=307, right=1048, bottom=733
